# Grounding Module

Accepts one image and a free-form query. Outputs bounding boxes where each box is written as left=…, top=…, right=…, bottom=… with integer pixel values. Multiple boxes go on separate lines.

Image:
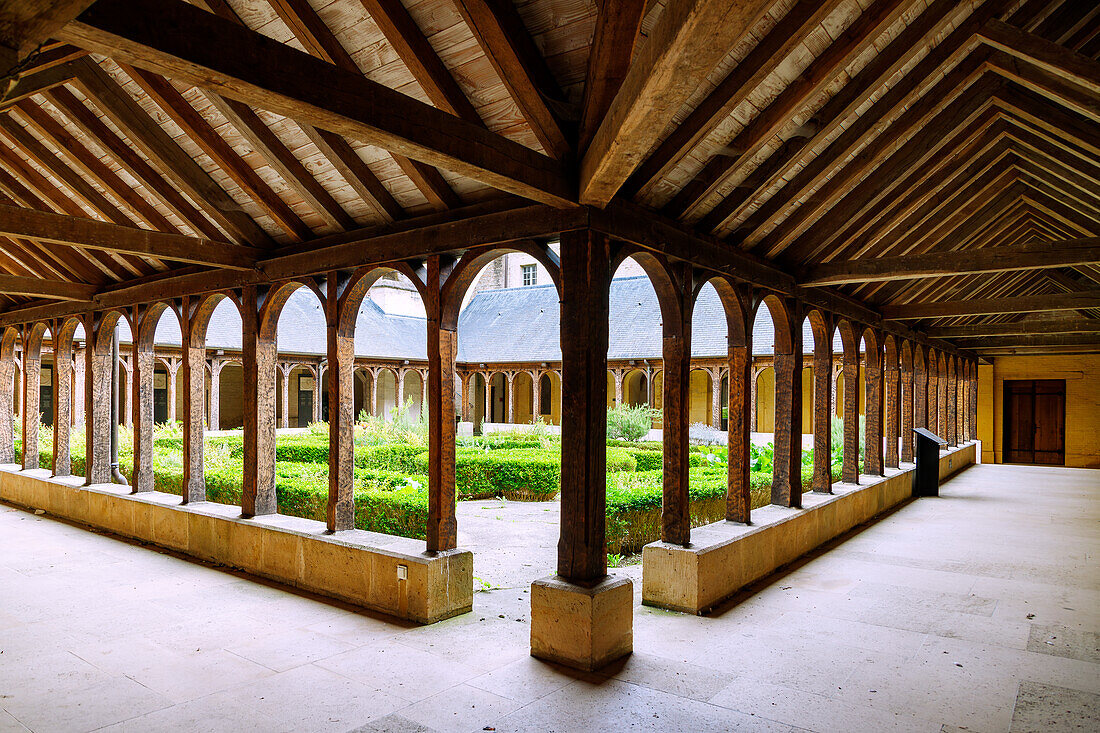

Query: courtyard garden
left=13, top=403, right=852, bottom=556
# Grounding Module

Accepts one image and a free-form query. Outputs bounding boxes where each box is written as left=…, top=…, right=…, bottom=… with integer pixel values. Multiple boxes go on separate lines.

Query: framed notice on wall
left=154, top=373, right=167, bottom=389
left=299, top=376, right=315, bottom=391
left=41, top=367, right=52, bottom=386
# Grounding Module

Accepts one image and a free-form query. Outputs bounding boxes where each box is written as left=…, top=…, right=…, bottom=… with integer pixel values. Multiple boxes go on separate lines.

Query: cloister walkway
left=1, top=463, right=1097, bottom=733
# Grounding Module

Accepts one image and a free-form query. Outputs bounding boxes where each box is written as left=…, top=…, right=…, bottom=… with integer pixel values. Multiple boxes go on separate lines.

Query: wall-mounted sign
left=299, top=376, right=315, bottom=391
left=41, top=367, right=52, bottom=387
left=154, top=373, right=167, bottom=389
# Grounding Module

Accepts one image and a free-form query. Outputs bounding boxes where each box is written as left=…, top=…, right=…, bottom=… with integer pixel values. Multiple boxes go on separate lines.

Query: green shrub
left=605, top=447, right=637, bottom=473
left=355, top=443, right=426, bottom=473
left=622, top=448, right=662, bottom=471
left=413, top=448, right=560, bottom=501
left=606, top=403, right=658, bottom=441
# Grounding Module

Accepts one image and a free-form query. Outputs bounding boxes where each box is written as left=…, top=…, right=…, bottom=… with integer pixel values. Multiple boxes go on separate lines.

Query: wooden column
left=727, top=340, right=752, bottom=522
left=84, top=314, right=114, bottom=485
left=841, top=334, right=860, bottom=483
left=661, top=262, right=693, bottom=545
left=864, top=333, right=884, bottom=476
left=242, top=286, right=277, bottom=517
left=531, top=371, right=541, bottom=421
left=711, top=368, right=722, bottom=429
left=327, top=273, right=354, bottom=532
left=396, top=367, right=406, bottom=412
left=811, top=325, right=833, bottom=493
left=771, top=301, right=802, bottom=508
left=956, top=360, right=965, bottom=443
left=21, top=325, right=43, bottom=470
left=460, top=373, right=471, bottom=422
left=557, top=228, right=610, bottom=580
left=884, top=344, right=900, bottom=470
left=914, top=348, right=927, bottom=432
left=164, top=357, right=179, bottom=423
left=180, top=297, right=207, bottom=504
left=278, top=364, right=291, bottom=428
left=749, top=368, right=758, bottom=432
left=50, top=322, right=74, bottom=476
left=425, top=256, right=457, bottom=552
left=900, top=344, right=914, bottom=463
left=969, top=359, right=978, bottom=441
left=0, top=332, right=14, bottom=464
left=945, top=357, right=957, bottom=447
left=509, top=372, right=518, bottom=423
left=483, top=373, right=491, bottom=424
left=208, top=359, right=225, bottom=431
left=926, top=352, right=938, bottom=436
left=121, top=360, right=133, bottom=428
left=132, top=307, right=156, bottom=493
left=72, top=351, right=85, bottom=427
left=314, top=365, right=324, bottom=424
left=937, top=356, right=948, bottom=444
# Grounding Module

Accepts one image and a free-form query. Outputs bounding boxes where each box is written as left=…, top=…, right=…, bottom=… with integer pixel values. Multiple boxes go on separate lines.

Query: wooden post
left=710, top=368, right=722, bottom=429
left=21, top=325, right=42, bottom=470
left=864, top=333, right=883, bottom=476
left=72, top=351, right=85, bottom=427
left=926, top=352, right=938, bottom=437
left=841, top=332, right=860, bottom=484
left=50, top=321, right=74, bottom=476
left=314, top=364, right=324, bottom=423
left=970, top=359, right=978, bottom=441
left=425, top=256, right=457, bottom=552
left=460, top=373, right=471, bottom=422
left=914, top=348, right=927, bottom=432
left=749, top=367, right=758, bottom=432
left=884, top=343, right=900, bottom=469
left=327, top=273, right=354, bottom=532
left=771, top=299, right=802, bottom=508
left=557, top=228, right=610, bottom=580
left=132, top=306, right=156, bottom=492
left=396, top=366, right=406, bottom=413
left=180, top=296, right=207, bottom=503
left=900, top=343, right=914, bottom=463
left=0, top=330, right=14, bottom=464
left=165, top=357, right=178, bottom=423
left=945, top=357, right=957, bottom=447
left=956, top=359, right=965, bottom=444
left=727, top=342, right=751, bottom=521
left=508, top=371, right=518, bottom=423
left=937, top=355, right=948, bottom=445
left=812, top=324, right=833, bottom=493
left=84, top=314, right=114, bottom=485
left=278, top=364, right=291, bottom=428
left=208, top=359, right=224, bottom=431
left=661, top=261, right=693, bottom=545
left=241, top=285, right=277, bottom=517
left=531, top=371, right=541, bottom=421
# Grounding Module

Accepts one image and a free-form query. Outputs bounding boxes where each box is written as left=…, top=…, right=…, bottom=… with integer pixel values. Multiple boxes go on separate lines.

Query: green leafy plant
left=606, top=403, right=658, bottom=442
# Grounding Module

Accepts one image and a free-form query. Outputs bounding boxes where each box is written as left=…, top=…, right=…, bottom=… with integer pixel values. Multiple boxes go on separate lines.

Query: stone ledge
left=0, top=466, right=472, bottom=624
left=641, top=441, right=978, bottom=615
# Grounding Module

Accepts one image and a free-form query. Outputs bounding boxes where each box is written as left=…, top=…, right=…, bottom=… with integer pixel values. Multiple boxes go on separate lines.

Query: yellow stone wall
left=977, top=354, right=1100, bottom=468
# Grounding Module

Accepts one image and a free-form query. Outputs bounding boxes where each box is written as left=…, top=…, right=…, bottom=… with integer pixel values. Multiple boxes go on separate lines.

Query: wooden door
left=1003, top=380, right=1065, bottom=465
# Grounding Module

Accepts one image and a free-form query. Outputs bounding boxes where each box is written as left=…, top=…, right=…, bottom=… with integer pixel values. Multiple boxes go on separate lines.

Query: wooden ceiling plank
left=453, top=0, right=569, bottom=159
left=926, top=319, right=1100, bottom=338
left=0, top=202, right=260, bottom=269
left=45, top=85, right=226, bottom=241
left=980, top=18, right=1100, bottom=95
left=623, top=0, right=842, bottom=197
left=0, top=273, right=96, bottom=300
left=73, top=59, right=273, bottom=246
left=579, top=0, right=773, bottom=207
left=122, top=64, right=313, bottom=241
left=0, top=1, right=97, bottom=56
left=803, top=236, right=1100, bottom=286
left=297, top=125, right=404, bottom=222
left=960, top=333, right=1100, bottom=348
left=882, top=291, right=1100, bottom=319
left=0, top=61, right=76, bottom=110
left=60, top=0, right=572, bottom=207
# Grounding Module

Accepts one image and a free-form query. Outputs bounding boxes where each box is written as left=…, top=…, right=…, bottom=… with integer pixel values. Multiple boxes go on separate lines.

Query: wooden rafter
left=882, top=291, right=1100, bottom=319
left=0, top=273, right=95, bottom=300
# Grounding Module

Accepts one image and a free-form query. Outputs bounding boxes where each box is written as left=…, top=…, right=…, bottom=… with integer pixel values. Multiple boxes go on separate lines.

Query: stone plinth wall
left=0, top=466, right=472, bottom=624
left=642, top=441, right=978, bottom=615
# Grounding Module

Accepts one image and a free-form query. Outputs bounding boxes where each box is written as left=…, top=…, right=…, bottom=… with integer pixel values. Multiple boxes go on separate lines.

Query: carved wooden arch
left=258, top=278, right=326, bottom=342
left=694, top=274, right=751, bottom=347
left=805, top=308, right=834, bottom=356
left=184, top=291, right=242, bottom=349
left=136, top=301, right=181, bottom=352
left=439, top=241, right=562, bottom=332
left=336, top=263, right=425, bottom=339
left=901, top=340, right=913, bottom=372
left=610, top=243, right=691, bottom=336
left=912, top=342, right=926, bottom=372
left=89, top=310, right=132, bottom=356
left=757, top=293, right=795, bottom=355
left=837, top=319, right=860, bottom=361
left=154, top=355, right=180, bottom=372
left=860, top=326, right=882, bottom=357
left=883, top=333, right=899, bottom=370
left=23, top=321, right=49, bottom=361
left=0, top=326, right=18, bottom=362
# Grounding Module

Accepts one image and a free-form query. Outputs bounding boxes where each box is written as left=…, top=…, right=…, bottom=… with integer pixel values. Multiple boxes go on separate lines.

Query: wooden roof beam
left=0, top=274, right=95, bottom=301
left=979, top=18, right=1100, bottom=96
left=802, top=236, right=1100, bottom=286
left=0, top=62, right=76, bottom=110
left=881, top=291, right=1100, bottom=319
left=959, top=333, right=1100, bottom=349
left=927, top=319, right=1100, bottom=337
left=60, top=0, right=573, bottom=207
left=579, top=0, right=773, bottom=207
left=0, top=203, right=260, bottom=269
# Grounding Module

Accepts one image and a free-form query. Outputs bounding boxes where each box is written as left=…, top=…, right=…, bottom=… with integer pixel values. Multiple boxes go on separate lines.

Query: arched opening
left=755, top=367, right=775, bottom=432
left=375, top=368, right=398, bottom=419
left=402, top=369, right=424, bottom=422
left=688, top=368, right=712, bottom=426
left=606, top=370, right=616, bottom=408
left=622, top=368, right=649, bottom=408
left=487, top=371, right=508, bottom=424
left=537, top=371, right=561, bottom=424
left=512, top=371, right=534, bottom=424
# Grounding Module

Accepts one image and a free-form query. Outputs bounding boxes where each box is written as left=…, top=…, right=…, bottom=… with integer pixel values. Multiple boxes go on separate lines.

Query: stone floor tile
left=395, top=683, right=521, bottom=733
left=315, top=641, right=483, bottom=702
left=465, top=656, right=583, bottom=705
left=1009, top=681, right=1100, bottom=733
left=225, top=628, right=357, bottom=671
left=348, top=713, right=439, bottom=733
left=0, top=711, right=29, bottom=733
left=93, top=692, right=295, bottom=733
left=1, top=676, right=171, bottom=733
left=584, top=651, right=736, bottom=702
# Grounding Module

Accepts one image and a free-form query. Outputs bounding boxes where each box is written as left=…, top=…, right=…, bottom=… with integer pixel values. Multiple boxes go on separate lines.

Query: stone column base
left=530, top=574, right=633, bottom=671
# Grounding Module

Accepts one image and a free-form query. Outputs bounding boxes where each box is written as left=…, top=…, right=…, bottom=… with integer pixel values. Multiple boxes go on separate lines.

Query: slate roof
left=103, top=278, right=845, bottom=362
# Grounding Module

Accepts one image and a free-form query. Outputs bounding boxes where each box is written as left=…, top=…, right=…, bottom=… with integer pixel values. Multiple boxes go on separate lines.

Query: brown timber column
left=531, top=371, right=541, bottom=421
left=811, top=317, right=833, bottom=493
left=460, top=374, right=471, bottom=422
left=132, top=306, right=156, bottom=493
left=864, top=333, right=884, bottom=476
left=50, top=321, right=74, bottom=476
left=0, top=330, right=14, bottom=464
left=278, top=364, right=291, bottom=428
left=937, top=355, right=948, bottom=444
left=509, top=372, right=519, bottom=423
left=180, top=297, right=207, bottom=503
left=727, top=341, right=752, bottom=521
left=945, top=357, right=957, bottom=447
left=914, top=347, right=927, bottom=432
left=957, top=359, right=966, bottom=443
left=711, top=368, right=722, bottom=429
left=970, top=359, right=978, bottom=441
left=165, top=358, right=178, bottom=423
left=840, top=326, right=860, bottom=483
left=771, top=300, right=803, bottom=507
left=208, top=359, right=224, bottom=431
left=900, top=343, right=914, bottom=464
left=927, top=352, right=939, bottom=437
left=557, top=229, right=611, bottom=579
left=84, top=314, right=114, bottom=485
left=241, top=286, right=277, bottom=517
left=327, top=273, right=355, bottom=532
left=884, top=341, right=900, bottom=470
left=426, top=256, right=458, bottom=552
left=21, top=325, right=43, bottom=470
left=72, top=353, right=85, bottom=427
left=661, top=262, right=693, bottom=545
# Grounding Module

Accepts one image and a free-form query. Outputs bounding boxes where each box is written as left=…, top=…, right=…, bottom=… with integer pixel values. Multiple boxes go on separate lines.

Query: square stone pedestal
left=530, top=574, right=633, bottom=671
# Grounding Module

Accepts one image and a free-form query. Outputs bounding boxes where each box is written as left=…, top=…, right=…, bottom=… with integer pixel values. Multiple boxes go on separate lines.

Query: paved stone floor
left=2, top=463, right=1098, bottom=732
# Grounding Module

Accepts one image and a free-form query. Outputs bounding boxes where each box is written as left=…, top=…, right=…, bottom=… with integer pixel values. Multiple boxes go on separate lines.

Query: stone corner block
left=530, top=574, right=633, bottom=672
